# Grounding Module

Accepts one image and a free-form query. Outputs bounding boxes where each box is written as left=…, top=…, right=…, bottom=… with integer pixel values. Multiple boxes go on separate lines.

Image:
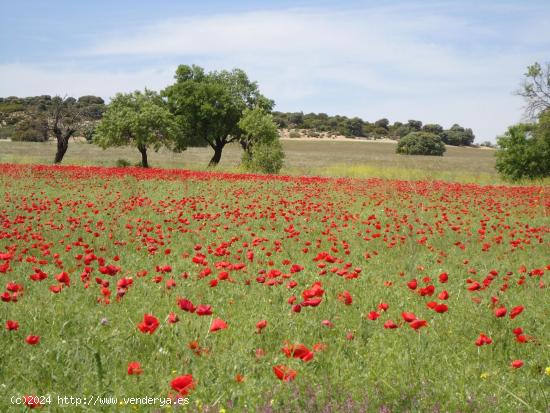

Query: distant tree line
left=272, top=112, right=475, bottom=146
left=0, top=95, right=105, bottom=142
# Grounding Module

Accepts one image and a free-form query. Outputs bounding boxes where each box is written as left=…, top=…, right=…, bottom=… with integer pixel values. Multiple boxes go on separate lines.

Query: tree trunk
left=208, top=143, right=224, bottom=166
left=138, top=144, right=149, bottom=168
left=54, top=137, right=68, bottom=164
left=53, top=126, right=67, bottom=164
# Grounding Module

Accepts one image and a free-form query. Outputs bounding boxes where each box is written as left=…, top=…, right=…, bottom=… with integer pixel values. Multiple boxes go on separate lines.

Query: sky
left=1, top=0, right=549, bottom=143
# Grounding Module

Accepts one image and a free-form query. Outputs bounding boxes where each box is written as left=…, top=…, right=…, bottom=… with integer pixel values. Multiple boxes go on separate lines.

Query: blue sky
left=1, top=0, right=549, bottom=142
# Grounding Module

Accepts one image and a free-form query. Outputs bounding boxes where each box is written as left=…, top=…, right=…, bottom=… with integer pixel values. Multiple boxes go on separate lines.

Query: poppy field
left=0, top=164, right=549, bottom=412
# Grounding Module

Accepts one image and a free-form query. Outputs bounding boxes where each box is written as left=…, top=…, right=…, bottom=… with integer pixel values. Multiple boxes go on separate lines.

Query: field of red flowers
left=1, top=164, right=549, bottom=412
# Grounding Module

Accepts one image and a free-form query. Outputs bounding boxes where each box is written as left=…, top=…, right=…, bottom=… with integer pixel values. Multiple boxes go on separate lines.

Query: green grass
left=0, top=165, right=548, bottom=412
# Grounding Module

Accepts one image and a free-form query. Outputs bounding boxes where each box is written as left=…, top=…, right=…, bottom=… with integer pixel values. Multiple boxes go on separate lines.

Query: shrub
left=82, top=124, right=96, bottom=143
left=0, top=125, right=16, bottom=139
left=396, top=132, right=446, bottom=156
left=242, top=140, right=284, bottom=174
left=12, top=118, right=49, bottom=142
left=115, top=159, right=132, bottom=168
left=288, top=130, right=301, bottom=139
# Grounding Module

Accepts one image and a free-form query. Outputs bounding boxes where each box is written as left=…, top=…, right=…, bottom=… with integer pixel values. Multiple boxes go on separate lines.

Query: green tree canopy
left=396, top=132, right=446, bottom=156
left=495, top=113, right=550, bottom=181
left=238, top=107, right=279, bottom=154
left=94, top=90, right=179, bottom=168
left=238, top=106, right=284, bottom=174
left=443, top=124, right=475, bottom=146
left=163, top=64, right=273, bottom=166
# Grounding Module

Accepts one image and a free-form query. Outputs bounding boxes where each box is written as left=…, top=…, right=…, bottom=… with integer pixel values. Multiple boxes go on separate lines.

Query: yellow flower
left=545, top=367, right=550, bottom=377
left=219, top=409, right=226, bottom=413
left=480, top=372, right=490, bottom=380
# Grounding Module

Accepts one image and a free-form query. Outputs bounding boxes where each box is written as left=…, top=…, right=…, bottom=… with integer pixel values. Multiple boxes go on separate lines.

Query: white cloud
left=0, top=63, right=176, bottom=99
left=2, top=5, right=549, bottom=142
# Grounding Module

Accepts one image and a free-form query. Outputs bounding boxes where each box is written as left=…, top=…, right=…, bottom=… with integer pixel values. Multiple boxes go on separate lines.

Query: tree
left=238, top=107, right=279, bottom=155
left=495, top=121, right=550, bottom=180
left=516, top=62, right=550, bottom=118
left=94, top=90, right=179, bottom=168
left=77, top=96, right=105, bottom=120
left=443, top=124, right=475, bottom=146
left=49, top=96, right=82, bottom=164
left=396, top=132, right=446, bottom=156
left=422, top=123, right=443, bottom=136
left=163, top=65, right=273, bottom=166
left=407, top=120, right=423, bottom=131
left=346, top=117, right=364, bottom=137
left=374, top=118, right=389, bottom=130
left=238, top=106, right=284, bottom=174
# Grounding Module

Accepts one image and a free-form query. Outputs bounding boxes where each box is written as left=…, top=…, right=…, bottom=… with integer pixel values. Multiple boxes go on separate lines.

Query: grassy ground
left=0, top=164, right=548, bottom=412
left=0, top=139, right=500, bottom=184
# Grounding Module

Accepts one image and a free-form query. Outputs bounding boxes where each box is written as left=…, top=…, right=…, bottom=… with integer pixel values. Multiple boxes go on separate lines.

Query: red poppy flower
left=367, top=311, right=380, bottom=320
left=177, top=298, right=196, bottom=313
left=167, top=312, right=179, bottom=324
left=409, top=319, right=428, bottom=330
left=383, top=320, right=398, bottom=329
left=515, top=335, right=527, bottom=343
left=378, top=302, right=389, bottom=311
left=509, top=306, right=524, bottom=319
left=25, top=335, right=40, bottom=345
left=23, top=395, right=42, bottom=409
left=273, top=365, right=297, bottom=381
left=494, top=306, right=507, bottom=318
left=196, top=305, right=213, bottom=316
left=6, top=320, right=19, bottom=331
left=127, top=361, right=143, bottom=375
left=337, top=290, right=353, bottom=305
left=283, top=344, right=314, bottom=362
left=434, top=304, right=448, bottom=313
left=55, top=271, right=70, bottom=287
left=475, top=333, right=492, bottom=346
left=170, top=374, right=195, bottom=395
left=301, top=298, right=322, bottom=307
left=511, top=359, right=524, bottom=369
left=137, top=314, right=159, bottom=334
left=209, top=318, right=228, bottom=332
left=401, top=312, right=416, bottom=323
left=256, top=319, right=267, bottom=333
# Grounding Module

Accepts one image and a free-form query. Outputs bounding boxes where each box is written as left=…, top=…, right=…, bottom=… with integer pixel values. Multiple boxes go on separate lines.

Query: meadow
left=0, top=139, right=500, bottom=184
left=0, top=162, right=548, bottom=412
